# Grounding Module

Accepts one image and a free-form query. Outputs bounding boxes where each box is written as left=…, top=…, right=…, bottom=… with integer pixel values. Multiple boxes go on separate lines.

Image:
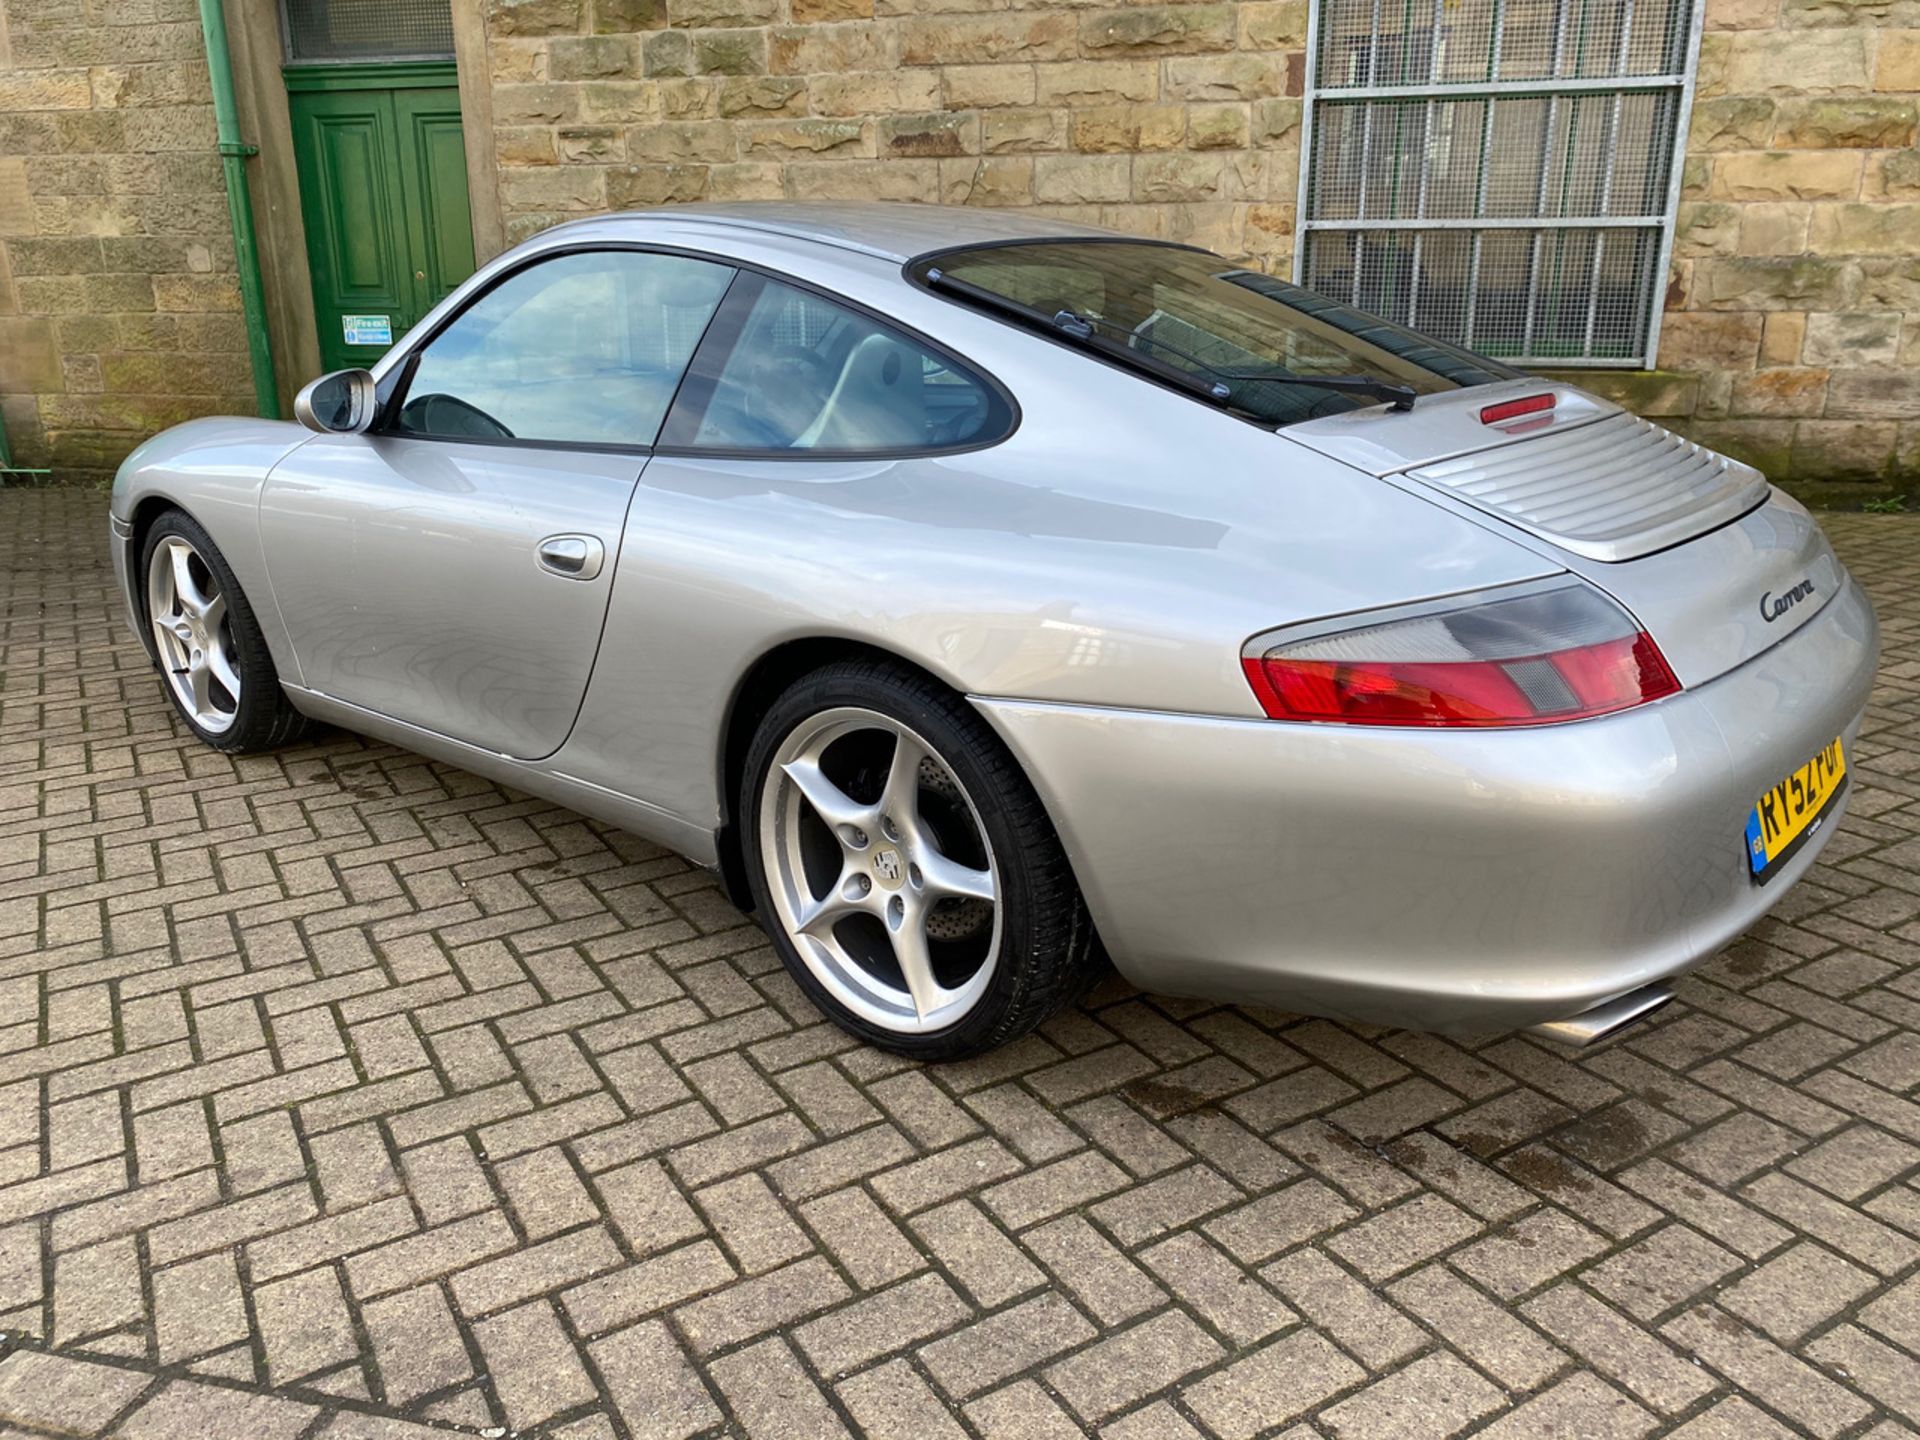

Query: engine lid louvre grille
left=1405, top=412, right=1769, bottom=562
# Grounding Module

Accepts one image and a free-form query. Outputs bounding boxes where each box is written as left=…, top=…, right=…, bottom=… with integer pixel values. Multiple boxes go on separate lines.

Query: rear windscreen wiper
left=922, top=268, right=1416, bottom=414
left=1212, top=364, right=1417, bottom=412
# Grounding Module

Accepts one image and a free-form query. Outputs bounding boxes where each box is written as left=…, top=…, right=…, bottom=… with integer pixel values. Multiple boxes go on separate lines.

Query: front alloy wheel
left=148, top=535, right=242, bottom=734
left=744, top=660, right=1100, bottom=1059
left=139, top=509, right=311, bottom=754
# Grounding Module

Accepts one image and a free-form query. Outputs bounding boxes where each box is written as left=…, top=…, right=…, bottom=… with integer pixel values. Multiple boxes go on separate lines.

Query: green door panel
left=394, top=92, right=475, bottom=314
left=289, top=67, right=474, bottom=375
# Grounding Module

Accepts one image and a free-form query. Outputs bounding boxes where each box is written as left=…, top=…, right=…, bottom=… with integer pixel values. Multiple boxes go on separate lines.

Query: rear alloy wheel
left=141, top=510, right=310, bottom=753
left=745, top=661, right=1099, bottom=1059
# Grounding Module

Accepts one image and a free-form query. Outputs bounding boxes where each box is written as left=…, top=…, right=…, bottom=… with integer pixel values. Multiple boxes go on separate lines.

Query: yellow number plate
left=1745, top=737, right=1847, bottom=885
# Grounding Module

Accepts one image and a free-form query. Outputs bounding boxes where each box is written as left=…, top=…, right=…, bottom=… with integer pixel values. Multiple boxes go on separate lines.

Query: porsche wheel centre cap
left=871, top=846, right=905, bottom=891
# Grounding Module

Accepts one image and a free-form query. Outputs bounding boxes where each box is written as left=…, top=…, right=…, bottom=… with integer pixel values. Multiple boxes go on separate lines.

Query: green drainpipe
left=197, top=0, right=282, bottom=420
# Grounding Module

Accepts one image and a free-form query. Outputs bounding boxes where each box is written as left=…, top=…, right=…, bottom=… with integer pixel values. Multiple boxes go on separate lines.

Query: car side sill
left=281, top=684, right=721, bottom=867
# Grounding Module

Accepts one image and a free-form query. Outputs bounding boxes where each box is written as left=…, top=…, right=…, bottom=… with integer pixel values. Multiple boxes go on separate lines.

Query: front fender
left=111, top=417, right=314, bottom=679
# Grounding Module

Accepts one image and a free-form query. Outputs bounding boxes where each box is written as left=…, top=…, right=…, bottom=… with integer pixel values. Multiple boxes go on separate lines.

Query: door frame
left=217, top=1, right=504, bottom=414
left=286, top=60, right=475, bottom=374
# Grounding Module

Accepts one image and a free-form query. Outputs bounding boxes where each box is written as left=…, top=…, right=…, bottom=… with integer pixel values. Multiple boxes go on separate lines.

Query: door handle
left=537, top=534, right=604, bottom=581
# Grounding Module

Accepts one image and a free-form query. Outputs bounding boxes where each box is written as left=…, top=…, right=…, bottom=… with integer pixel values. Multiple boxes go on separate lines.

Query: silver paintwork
left=1405, top=410, right=1768, bottom=564
left=109, top=201, right=1879, bottom=1037
left=147, top=535, right=241, bottom=734
left=760, top=707, right=1000, bottom=1034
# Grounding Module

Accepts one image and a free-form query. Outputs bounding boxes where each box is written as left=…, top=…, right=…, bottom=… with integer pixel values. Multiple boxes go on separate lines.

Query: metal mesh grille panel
left=1297, top=0, right=1698, bottom=367
left=283, top=0, right=453, bottom=62
left=1304, top=226, right=1663, bottom=361
left=1315, top=0, right=1693, bottom=87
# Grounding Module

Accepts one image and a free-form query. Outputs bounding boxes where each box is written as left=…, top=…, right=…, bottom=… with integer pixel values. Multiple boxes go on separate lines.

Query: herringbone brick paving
left=1, top=486, right=1917, bottom=1439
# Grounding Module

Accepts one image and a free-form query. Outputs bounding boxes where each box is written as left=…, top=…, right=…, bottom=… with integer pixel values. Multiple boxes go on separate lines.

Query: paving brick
left=1181, top=1329, right=1364, bottom=1440
left=361, top=1285, right=472, bottom=1407
left=474, top=1299, right=598, bottom=1430
left=255, top=1265, right=359, bottom=1385
left=0, top=1349, right=151, bottom=1434
left=674, top=1253, right=851, bottom=1356
left=919, top=1291, right=1096, bottom=1399
left=2, top=496, right=1919, bottom=1439
left=1046, top=1310, right=1226, bottom=1422
left=802, top=1185, right=925, bottom=1290
left=708, top=1336, right=849, bottom=1440
left=151, top=1252, right=249, bottom=1365
left=836, top=1359, right=969, bottom=1440
left=588, top=1318, right=721, bottom=1440
left=793, top=1271, right=971, bottom=1375
left=1316, top=1352, right=1505, bottom=1439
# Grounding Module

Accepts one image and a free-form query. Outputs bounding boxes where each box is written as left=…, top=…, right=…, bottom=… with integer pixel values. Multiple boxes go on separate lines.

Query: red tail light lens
left=1242, top=581, right=1681, bottom=727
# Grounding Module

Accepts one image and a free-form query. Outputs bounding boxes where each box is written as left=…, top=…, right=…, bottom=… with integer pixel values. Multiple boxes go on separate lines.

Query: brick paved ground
left=1, top=487, right=1918, bottom=1440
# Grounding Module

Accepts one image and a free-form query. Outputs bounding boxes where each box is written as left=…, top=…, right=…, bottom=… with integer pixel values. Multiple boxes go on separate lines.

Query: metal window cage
left=282, top=0, right=454, bottom=64
left=1294, top=0, right=1704, bottom=367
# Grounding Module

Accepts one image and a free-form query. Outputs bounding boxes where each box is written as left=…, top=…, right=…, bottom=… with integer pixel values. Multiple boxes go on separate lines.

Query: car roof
left=547, top=202, right=1134, bottom=264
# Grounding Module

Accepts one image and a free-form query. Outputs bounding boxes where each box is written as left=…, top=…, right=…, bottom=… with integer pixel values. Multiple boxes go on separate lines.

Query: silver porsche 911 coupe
left=111, top=201, right=1877, bottom=1059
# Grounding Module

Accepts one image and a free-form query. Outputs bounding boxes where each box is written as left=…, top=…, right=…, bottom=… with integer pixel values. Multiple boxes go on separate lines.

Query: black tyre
left=140, top=509, right=312, bottom=754
left=743, top=658, right=1100, bottom=1060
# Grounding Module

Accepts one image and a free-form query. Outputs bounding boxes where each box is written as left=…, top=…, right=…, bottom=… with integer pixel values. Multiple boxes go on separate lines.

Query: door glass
left=393, top=251, right=734, bottom=447
left=682, top=280, right=1010, bottom=453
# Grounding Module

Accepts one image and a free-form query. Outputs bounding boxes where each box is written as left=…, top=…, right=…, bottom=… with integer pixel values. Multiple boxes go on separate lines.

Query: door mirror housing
left=294, top=369, right=379, bottom=434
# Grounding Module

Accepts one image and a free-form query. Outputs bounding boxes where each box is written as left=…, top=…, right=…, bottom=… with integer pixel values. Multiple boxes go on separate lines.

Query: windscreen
left=915, top=241, right=1519, bottom=427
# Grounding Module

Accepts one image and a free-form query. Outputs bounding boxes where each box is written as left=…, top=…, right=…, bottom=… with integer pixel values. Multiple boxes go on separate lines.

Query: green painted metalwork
left=288, top=63, right=475, bottom=373
left=198, top=0, right=283, bottom=420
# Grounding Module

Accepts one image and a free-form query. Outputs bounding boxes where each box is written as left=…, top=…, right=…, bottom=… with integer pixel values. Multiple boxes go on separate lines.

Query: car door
left=259, top=247, right=736, bottom=760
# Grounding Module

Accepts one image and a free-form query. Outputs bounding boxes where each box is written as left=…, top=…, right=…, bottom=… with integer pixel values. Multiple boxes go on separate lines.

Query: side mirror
left=294, top=369, right=378, bottom=434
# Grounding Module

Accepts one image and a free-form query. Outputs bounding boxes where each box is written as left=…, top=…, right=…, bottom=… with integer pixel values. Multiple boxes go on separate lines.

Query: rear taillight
left=1241, top=580, right=1681, bottom=728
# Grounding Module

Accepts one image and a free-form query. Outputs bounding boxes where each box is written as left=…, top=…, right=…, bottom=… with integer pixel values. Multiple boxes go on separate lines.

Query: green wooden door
left=288, top=64, right=476, bottom=374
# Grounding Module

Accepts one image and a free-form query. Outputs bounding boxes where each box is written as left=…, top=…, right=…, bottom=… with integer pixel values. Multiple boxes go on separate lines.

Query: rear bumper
left=976, top=575, right=1878, bottom=1033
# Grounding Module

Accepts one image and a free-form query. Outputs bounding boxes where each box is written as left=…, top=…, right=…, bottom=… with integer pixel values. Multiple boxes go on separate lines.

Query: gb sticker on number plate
left=1745, top=737, right=1846, bottom=885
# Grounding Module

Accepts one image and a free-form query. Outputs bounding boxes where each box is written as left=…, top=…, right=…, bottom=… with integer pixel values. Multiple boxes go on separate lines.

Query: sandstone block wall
left=0, top=0, right=249, bottom=486
left=4, top=0, right=1920, bottom=496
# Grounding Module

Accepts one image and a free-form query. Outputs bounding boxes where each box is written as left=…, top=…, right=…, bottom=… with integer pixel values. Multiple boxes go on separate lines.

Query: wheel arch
left=713, top=636, right=984, bottom=914
left=122, top=493, right=195, bottom=662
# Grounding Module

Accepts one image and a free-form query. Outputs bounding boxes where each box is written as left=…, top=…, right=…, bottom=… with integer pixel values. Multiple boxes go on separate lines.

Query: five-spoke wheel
left=147, top=534, right=241, bottom=734
left=139, top=509, right=310, bottom=753
left=761, top=707, right=1002, bottom=1034
left=744, top=660, right=1100, bottom=1059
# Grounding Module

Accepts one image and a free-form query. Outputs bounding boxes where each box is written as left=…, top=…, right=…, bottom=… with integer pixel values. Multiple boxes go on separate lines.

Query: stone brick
left=899, top=15, right=1075, bottom=67
left=1806, top=309, right=1902, bottom=364
left=1724, top=29, right=1871, bottom=93
left=1828, top=366, right=1920, bottom=418
left=1711, top=151, right=1863, bottom=203
left=1731, top=367, right=1830, bottom=417
left=1690, top=96, right=1777, bottom=151
left=1080, top=5, right=1237, bottom=57
left=1811, top=203, right=1920, bottom=256
left=1776, top=98, right=1918, bottom=149
left=1071, top=104, right=1186, bottom=153
left=1876, top=29, right=1920, bottom=90
left=1696, top=256, right=1858, bottom=311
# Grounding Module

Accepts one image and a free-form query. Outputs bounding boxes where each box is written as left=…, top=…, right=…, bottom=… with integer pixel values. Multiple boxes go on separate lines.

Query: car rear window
left=911, top=241, right=1518, bottom=428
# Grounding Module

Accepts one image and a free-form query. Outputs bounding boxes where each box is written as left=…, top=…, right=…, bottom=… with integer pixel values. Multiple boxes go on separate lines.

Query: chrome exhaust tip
left=1524, top=982, right=1676, bottom=1047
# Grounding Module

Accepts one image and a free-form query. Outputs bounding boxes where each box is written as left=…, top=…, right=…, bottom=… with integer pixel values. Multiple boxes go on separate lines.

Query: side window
left=678, top=279, right=1009, bottom=454
left=391, top=250, right=734, bottom=447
